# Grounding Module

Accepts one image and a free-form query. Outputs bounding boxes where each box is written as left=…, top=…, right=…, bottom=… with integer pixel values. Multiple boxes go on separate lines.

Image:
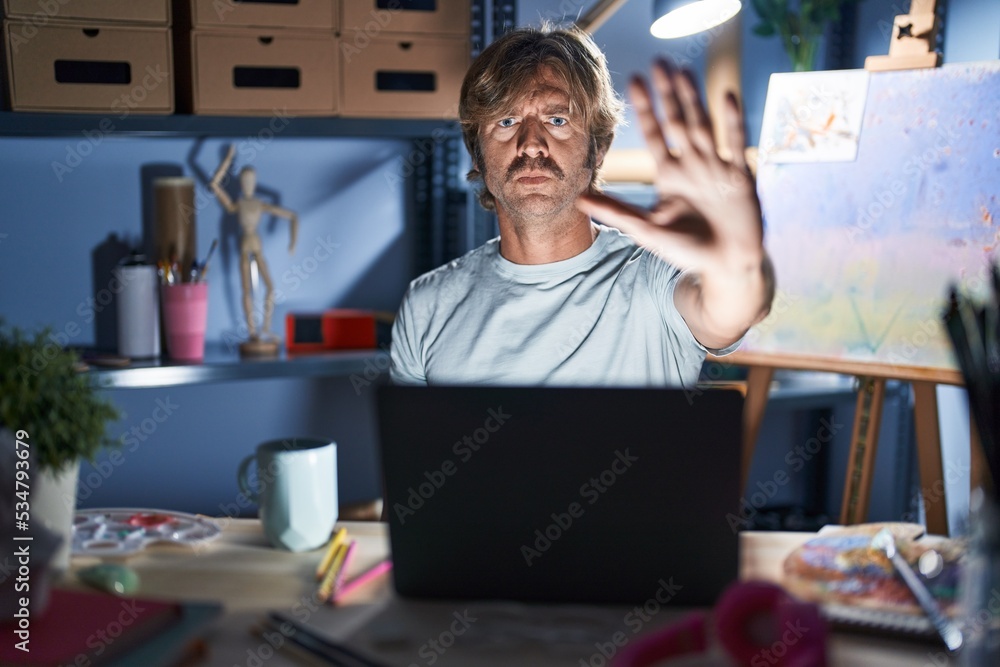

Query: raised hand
left=577, top=58, right=772, bottom=349
left=577, top=58, right=763, bottom=277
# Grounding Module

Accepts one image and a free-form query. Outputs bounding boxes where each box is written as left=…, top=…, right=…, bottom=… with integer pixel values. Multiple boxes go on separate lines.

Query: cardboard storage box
left=4, top=0, right=170, bottom=25
left=185, top=0, right=337, bottom=30
left=340, top=35, right=467, bottom=118
left=4, top=20, right=173, bottom=113
left=342, top=1, right=469, bottom=36
left=189, top=29, right=338, bottom=115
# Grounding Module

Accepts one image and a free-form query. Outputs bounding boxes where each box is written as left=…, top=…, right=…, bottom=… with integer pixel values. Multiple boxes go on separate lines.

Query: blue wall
left=0, top=136, right=415, bottom=513
left=1, top=0, right=997, bottom=519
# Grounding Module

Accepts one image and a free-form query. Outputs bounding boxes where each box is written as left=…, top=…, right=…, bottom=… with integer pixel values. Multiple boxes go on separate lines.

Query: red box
left=285, top=310, right=376, bottom=353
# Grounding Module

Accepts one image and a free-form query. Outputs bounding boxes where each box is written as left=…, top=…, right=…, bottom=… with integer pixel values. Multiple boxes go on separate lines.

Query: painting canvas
left=747, top=62, right=1000, bottom=372
left=758, top=69, right=869, bottom=164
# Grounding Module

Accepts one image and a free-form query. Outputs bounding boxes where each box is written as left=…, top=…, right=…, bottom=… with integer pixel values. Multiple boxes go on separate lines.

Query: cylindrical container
left=114, top=257, right=160, bottom=359
left=161, top=282, right=208, bottom=361
left=154, top=177, right=196, bottom=272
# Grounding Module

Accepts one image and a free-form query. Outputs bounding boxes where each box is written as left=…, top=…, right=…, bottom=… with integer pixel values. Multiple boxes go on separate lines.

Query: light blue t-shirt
left=390, top=225, right=738, bottom=387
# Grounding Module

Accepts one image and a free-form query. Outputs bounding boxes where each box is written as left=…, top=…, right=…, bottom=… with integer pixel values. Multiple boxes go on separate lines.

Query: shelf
left=0, top=111, right=460, bottom=139
left=86, top=344, right=389, bottom=389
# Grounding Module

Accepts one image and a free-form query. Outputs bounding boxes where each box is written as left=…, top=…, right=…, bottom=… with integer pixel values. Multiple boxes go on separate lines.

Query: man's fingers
left=725, top=91, right=748, bottom=171
left=628, top=76, right=672, bottom=168
left=676, top=70, right=714, bottom=156
left=576, top=192, right=650, bottom=233
left=651, top=58, right=692, bottom=155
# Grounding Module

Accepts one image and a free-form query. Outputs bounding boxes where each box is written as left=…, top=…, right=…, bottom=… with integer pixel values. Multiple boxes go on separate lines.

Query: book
left=0, top=587, right=218, bottom=667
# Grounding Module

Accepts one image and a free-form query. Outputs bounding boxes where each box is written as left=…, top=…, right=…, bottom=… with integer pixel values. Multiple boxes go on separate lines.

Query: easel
left=717, top=0, right=989, bottom=537
left=717, top=349, right=991, bottom=536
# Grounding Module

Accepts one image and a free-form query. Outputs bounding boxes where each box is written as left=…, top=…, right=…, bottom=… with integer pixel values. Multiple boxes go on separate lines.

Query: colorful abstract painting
left=747, top=62, right=1000, bottom=372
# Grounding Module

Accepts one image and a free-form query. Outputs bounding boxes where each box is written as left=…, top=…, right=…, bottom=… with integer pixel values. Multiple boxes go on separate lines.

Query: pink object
left=161, top=283, right=208, bottom=361
left=612, top=581, right=828, bottom=667
left=332, top=559, right=393, bottom=604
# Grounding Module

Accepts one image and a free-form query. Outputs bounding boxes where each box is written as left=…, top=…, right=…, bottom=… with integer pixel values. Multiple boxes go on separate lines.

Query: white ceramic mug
left=237, top=438, right=338, bottom=551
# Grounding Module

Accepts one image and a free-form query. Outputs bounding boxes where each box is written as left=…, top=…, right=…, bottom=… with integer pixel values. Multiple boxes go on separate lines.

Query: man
left=390, top=25, right=774, bottom=387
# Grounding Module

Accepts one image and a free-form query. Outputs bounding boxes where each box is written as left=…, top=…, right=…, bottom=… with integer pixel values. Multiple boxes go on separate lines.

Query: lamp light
left=650, top=0, right=741, bottom=39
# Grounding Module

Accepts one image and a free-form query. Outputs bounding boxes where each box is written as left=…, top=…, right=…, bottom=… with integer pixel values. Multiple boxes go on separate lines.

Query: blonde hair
left=459, top=25, right=625, bottom=210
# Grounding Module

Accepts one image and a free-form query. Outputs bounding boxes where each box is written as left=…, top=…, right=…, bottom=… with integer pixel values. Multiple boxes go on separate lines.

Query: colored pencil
left=316, top=527, right=347, bottom=580
left=333, top=560, right=393, bottom=604
left=317, top=540, right=350, bottom=602
left=329, top=540, right=357, bottom=600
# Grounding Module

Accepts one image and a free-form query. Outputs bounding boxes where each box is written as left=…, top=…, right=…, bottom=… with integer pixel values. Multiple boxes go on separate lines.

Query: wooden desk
left=67, top=520, right=953, bottom=666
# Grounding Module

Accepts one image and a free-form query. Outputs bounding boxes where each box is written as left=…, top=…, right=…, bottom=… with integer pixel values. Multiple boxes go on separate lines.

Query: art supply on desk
left=871, top=528, right=963, bottom=652
left=265, top=611, right=391, bottom=667
left=333, top=560, right=393, bottom=604
left=316, top=540, right=355, bottom=602
left=316, top=527, right=348, bottom=580
left=114, top=254, right=160, bottom=359
left=77, top=563, right=140, bottom=596
left=72, top=508, right=222, bottom=556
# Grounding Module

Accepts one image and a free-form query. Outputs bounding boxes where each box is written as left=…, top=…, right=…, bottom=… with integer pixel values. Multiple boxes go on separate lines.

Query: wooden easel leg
left=840, top=377, right=886, bottom=525
left=742, top=366, right=774, bottom=493
left=913, top=381, right=949, bottom=535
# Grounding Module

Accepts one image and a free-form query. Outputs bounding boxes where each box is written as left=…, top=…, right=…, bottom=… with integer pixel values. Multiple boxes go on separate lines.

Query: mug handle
left=236, top=454, right=260, bottom=503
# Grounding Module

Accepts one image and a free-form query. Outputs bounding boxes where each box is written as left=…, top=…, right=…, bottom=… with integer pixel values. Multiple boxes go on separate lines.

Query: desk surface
left=67, top=520, right=953, bottom=666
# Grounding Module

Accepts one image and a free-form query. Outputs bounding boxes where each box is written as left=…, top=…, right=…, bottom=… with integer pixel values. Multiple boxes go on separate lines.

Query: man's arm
left=577, top=59, right=774, bottom=350
left=389, top=292, right=428, bottom=385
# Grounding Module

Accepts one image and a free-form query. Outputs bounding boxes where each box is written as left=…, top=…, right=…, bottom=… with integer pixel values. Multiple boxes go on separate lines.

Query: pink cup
left=161, top=283, right=208, bottom=361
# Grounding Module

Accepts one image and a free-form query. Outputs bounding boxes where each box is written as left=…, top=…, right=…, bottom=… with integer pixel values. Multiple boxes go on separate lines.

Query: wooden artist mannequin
left=210, top=145, right=298, bottom=356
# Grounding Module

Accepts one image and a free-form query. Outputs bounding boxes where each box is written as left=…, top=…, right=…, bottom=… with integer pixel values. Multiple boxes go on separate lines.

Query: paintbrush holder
left=959, top=489, right=1000, bottom=665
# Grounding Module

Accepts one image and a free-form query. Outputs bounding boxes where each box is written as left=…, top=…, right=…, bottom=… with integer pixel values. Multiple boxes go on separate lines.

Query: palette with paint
left=72, top=508, right=222, bottom=556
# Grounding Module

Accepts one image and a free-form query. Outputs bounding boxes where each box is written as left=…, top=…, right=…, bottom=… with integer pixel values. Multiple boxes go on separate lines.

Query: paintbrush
left=197, top=239, right=218, bottom=283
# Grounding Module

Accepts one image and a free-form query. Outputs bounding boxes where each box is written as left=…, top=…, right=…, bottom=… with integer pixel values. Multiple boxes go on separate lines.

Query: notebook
left=0, top=587, right=221, bottom=667
left=376, top=385, right=744, bottom=606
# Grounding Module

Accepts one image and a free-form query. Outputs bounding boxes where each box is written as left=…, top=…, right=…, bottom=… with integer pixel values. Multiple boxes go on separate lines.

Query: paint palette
left=72, top=508, right=222, bottom=556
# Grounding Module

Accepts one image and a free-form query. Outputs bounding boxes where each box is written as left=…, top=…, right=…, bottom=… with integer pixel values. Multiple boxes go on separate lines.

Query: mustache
left=505, top=155, right=565, bottom=182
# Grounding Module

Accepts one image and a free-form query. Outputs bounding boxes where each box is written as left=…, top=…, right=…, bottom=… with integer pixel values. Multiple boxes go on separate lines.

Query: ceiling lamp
left=650, top=0, right=742, bottom=39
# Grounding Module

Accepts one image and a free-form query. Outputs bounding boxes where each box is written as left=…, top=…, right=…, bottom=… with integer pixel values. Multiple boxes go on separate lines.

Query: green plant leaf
left=753, top=23, right=778, bottom=37
left=0, top=320, right=121, bottom=471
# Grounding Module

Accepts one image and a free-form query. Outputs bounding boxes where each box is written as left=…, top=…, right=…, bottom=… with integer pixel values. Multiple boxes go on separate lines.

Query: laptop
left=376, top=385, right=744, bottom=606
